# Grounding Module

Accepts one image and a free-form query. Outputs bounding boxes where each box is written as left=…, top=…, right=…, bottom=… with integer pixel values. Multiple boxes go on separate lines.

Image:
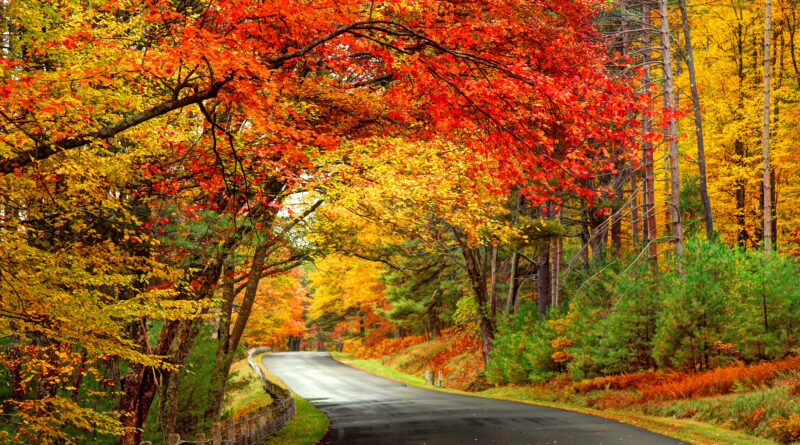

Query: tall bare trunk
left=489, top=244, right=499, bottom=320
left=762, top=0, right=773, bottom=255
left=642, top=3, right=659, bottom=269
left=679, top=0, right=714, bottom=240
left=630, top=173, right=640, bottom=247
left=550, top=209, right=563, bottom=309
left=660, top=0, right=684, bottom=258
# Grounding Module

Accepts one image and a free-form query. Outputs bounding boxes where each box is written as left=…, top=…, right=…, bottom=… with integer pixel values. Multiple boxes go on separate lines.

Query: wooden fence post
left=240, top=415, right=249, bottom=435
left=167, top=433, right=181, bottom=445
left=437, top=370, right=443, bottom=387
left=249, top=416, right=258, bottom=440
left=425, top=370, right=432, bottom=385
left=211, top=422, right=222, bottom=445
left=226, top=417, right=235, bottom=441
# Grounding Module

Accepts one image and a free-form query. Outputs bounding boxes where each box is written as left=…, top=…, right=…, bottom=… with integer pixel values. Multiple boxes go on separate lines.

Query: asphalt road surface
left=262, top=352, right=689, bottom=445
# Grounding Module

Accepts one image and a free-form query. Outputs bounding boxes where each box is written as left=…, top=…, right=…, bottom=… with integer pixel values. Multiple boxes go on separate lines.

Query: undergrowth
left=371, top=329, right=483, bottom=390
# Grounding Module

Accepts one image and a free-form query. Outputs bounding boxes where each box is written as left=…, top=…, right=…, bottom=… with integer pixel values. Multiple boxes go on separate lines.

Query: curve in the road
left=262, top=351, right=689, bottom=445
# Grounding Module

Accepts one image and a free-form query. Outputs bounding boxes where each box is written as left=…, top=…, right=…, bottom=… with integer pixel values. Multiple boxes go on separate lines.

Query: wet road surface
left=262, top=352, right=689, bottom=445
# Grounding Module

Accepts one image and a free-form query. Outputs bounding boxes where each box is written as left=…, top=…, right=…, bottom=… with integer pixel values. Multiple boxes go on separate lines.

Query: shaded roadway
left=262, top=352, right=689, bottom=445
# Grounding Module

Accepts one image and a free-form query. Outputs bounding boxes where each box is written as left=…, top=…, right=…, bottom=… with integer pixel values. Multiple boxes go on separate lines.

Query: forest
left=1, top=0, right=800, bottom=444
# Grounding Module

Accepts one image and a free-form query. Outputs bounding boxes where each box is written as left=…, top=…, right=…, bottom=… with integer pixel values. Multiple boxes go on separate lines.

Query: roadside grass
left=222, top=353, right=329, bottom=444
left=641, top=385, right=800, bottom=439
left=333, top=352, right=777, bottom=445
left=264, top=396, right=329, bottom=445
left=223, top=357, right=272, bottom=417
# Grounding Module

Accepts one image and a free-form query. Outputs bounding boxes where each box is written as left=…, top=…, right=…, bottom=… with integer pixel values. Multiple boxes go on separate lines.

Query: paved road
left=262, top=352, right=689, bottom=445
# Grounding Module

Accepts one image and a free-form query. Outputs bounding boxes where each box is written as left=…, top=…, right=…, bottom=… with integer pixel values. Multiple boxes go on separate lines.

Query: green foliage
left=509, top=217, right=567, bottom=256
left=486, top=303, right=560, bottom=384
left=378, top=246, right=463, bottom=333
left=653, top=238, right=747, bottom=370
left=565, top=257, right=660, bottom=378
left=488, top=237, right=800, bottom=381
left=654, top=239, right=800, bottom=369
left=679, top=175, right=707, bottom=237
left=739, top=249, right=800, bottom=360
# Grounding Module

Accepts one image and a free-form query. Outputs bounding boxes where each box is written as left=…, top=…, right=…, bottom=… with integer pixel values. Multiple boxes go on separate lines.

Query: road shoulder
left=332, top=353, right=774, bottom=445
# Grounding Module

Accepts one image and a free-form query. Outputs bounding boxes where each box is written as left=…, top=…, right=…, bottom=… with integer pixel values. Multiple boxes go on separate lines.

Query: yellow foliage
left=307, top=254, right=386, bottom=321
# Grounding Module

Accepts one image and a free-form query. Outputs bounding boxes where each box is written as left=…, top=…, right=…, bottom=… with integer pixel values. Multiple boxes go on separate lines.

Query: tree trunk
left=505, top=252, right=520, bottom=313
left=489, top=244, right=499, bottom=320
left=734, top=140, right=748, bottom=247
left=550, top=237, right=563, bottom=309
left=206, top=222, right=278, bottom=421
left=642, top=3, right=659, bottom=269
left=550, top=206, right=563, bottom=309
left=206, top=263, right=236, bottom=422
left=762, top=0, right=773, bottom=255
left=588, top=206, right=608, bottom=262
left=660, top=0, right=684, bottom=258
left=611, top=188, right=623, bottom=257
left=159, top=317, right=204, bottom=439
left=118, top=241, right=234, bottom=445
left=579, top=209, right=591, bottom=270
left=679, top=0, right=714, bottom=240
left=537, top=252, right=551, bottom=316
left=453, top=229, right=494, bottom=368
left=118, top=319, right=182, bottom=445
left=630, top=173, right=640, bottom=248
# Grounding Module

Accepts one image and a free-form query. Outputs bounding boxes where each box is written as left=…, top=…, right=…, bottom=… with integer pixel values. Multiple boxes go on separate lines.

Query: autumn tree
left=1, top=0, right=643, bottom=441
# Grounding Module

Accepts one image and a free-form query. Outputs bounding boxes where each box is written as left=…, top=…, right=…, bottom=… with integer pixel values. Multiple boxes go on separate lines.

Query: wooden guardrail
left=140, top=347, right=295, bottom=445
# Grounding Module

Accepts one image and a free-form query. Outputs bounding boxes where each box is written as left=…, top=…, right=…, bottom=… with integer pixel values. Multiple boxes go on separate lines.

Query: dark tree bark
left=679, top=0, right=714, bottom=240
left=734, top=140, right=749, bottom=247
left=537, top=252, right=551, bottom=316
left=118, top=319, right=182, bottom=445
left=489, top=244, right=499, bottom=320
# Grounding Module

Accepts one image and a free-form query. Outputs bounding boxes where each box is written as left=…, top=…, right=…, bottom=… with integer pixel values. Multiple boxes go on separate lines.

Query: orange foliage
left=788, top=376, right=800, bottom=396
left=427, top=330, right=481, bottom=374
left=642, top=356, right=800, bottom=402
left=590, top=391, right=641, bottom=410
left=572, top=371, right=670, bottom=394
left=573, top=356, right=800, bottom=405
left=241, top=268, right=309, bottom=350
left=770, top=413, right=800, bottom=444
left=354, top=328, right=483, bottom=390
left=353, top=335, right=425, bottom=359
left=743, top=406, right=766, bottom=430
